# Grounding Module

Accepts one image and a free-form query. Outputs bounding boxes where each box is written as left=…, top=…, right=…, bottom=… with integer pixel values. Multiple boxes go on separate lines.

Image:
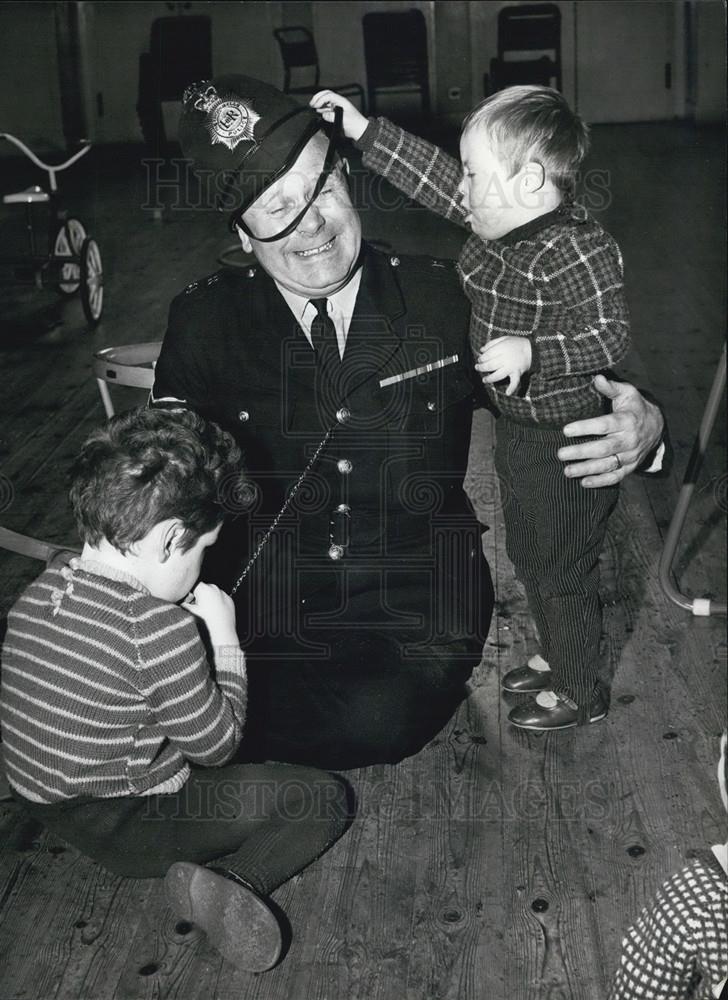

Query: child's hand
left=309, top=90, right=368, bottom=142
left=475, top=336, right=533, bottom=396
left=182, top=583, right=238, bottom=648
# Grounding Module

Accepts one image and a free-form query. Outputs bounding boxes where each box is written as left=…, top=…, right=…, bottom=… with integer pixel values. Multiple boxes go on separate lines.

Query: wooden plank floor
left=0, top=121, right=725, bottom=999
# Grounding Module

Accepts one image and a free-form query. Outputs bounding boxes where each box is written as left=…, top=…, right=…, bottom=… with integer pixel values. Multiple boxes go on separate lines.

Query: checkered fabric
left=358, top=118, right=631, bottom=426
left=608, top=851, right=728, bottom=999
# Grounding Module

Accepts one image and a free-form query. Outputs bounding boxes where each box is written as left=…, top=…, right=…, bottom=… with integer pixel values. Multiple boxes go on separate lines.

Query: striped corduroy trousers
left=494, top=417, right=620, bottom=723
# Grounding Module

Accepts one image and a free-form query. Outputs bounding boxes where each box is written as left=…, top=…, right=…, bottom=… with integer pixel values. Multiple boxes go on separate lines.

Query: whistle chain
left=229, top=425, right=336, bottom=596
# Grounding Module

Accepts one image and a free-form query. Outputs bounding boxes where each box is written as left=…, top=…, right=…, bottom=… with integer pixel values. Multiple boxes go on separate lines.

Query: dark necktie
left=309, top=298, right=340, bottom=366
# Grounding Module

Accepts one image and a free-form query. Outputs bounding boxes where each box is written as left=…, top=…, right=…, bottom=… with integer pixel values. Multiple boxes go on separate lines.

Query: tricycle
left=0, top=132, right=103, bottom=326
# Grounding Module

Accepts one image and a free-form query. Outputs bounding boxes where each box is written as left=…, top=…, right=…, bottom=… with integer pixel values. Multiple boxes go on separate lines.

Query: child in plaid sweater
left=312, top=86, right=630, bottom=730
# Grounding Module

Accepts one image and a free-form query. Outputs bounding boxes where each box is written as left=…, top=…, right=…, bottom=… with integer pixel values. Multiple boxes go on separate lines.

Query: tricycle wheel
left=53, top=217, right=86, bottom=295
left=80, top=237, right=103, bottom=326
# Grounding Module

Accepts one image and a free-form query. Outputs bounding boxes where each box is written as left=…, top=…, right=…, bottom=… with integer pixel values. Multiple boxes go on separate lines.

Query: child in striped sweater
left=0, top=407, right=350, bottom=972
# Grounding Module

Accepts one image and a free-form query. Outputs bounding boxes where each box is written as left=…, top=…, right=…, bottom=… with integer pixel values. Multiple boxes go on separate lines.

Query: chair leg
left=368, top=85, right=376, bottom=117
left=96, top=379, right=115, bottom=419
left=658, top=344, right=727, bottom=617
left=421, top=81, right=431, bottom=116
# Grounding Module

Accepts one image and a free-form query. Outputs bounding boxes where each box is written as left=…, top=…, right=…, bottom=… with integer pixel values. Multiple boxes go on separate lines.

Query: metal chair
left=658, top=344, right=726, bottom=617
left=273, top=26, right=366, bottom=113
left=362, top=9, right=430, bottom=116
left=487, top=3, right=562, bottom=95
left=137, top=15, right=212, bottom=150
left=92, top=342, right=161, bottom=419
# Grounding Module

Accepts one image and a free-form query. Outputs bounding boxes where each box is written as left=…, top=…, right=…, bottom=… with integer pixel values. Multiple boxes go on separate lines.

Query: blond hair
left=463, top=86, right=589, bottom=195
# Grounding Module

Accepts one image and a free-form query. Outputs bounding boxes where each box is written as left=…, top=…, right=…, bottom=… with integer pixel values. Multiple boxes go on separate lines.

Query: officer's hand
left=310, top=91, right=368, bottom=142
left=558, top=375, right=665, bottom=487
left=182, top=582, right=239, bottom=649
left=475, top=336, right=532, bottom=396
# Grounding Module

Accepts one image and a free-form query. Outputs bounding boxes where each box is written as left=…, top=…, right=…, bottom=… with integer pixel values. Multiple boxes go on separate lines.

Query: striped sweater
left=357, top=117, right=631, bottom=426
left=0, top=558, right=247, bottom=803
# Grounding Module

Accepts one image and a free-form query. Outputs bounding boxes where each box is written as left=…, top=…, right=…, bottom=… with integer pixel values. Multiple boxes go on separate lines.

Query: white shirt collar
left=275, top=266, right=363, bottom=358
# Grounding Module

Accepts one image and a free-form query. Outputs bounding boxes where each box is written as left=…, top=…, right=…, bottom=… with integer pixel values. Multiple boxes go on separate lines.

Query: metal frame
left=92, top=342, right=162, bottom=418
left=0, top=526, right=75, bottom=563
left=658, top=343, right=726, bottom=617
left=0, top=133, right=103, bottom=323
left=273, top=26, right=366, bottom=113
left=1, top=133, right=89, bottom=268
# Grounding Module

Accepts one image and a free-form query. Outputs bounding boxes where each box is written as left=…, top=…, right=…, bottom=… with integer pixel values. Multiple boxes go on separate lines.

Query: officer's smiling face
left=236, top=134, right=361, bottom=298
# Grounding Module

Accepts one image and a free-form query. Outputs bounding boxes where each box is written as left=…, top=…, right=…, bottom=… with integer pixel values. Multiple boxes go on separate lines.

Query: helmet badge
left=185, top=83, right=261, bottom=152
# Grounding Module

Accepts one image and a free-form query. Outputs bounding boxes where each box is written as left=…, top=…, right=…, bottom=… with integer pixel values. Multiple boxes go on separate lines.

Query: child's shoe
left=502, top=653, right=552, bottom=693
left=164, top=862, right=283, bottom=971
left=508, top=687, right=607, bottom=731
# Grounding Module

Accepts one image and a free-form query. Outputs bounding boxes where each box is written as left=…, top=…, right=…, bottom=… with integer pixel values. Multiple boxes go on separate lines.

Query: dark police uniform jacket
left=152, top=242, right=494, bottom=765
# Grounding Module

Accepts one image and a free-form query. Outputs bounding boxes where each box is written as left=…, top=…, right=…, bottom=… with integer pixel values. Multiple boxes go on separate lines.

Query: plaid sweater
left=608, top=850, right=728, bottom=999
left=357, top=118, right=631, bottom=426
left=0, top=558, right=247, bottom=803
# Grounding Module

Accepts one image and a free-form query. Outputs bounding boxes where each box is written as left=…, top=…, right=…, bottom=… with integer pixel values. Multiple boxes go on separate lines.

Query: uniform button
left=328, top=544, right=345, bottom=560
left=337, top=459, right=353, bottom=474
left=336, top=407, right=351, bottom=424
left=238, top=410, right=250, bottom=422
left=426, top=400, right=437, bottom=412
left=246, top=267, right=256, bottom=278
left=335, top=503, right=351, bottom=514
left=390, top=255, right=400, bottom=267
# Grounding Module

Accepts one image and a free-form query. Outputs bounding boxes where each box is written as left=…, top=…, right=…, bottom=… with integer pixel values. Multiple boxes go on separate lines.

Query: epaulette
left=182, top=268, right=237, bottom=297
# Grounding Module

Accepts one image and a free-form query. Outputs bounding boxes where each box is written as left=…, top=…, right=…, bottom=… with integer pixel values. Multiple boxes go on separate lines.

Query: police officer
left=152, top=76, right=664, bottom=768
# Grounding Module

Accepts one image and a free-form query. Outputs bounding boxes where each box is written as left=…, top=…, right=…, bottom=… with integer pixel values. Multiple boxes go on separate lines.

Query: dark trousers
left=495, top=418, right=619, bottom=721
left=16, top=764, right=351, bottom=897
left=238, top=631, right=485, bottom=769
left=235, top=540, right=494, bottom=769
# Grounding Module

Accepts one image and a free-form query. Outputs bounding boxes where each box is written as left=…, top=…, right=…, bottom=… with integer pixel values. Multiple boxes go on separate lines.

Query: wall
left=0, top=2, right=65, bottom=153
left=694, top=0, right=726, bottom=122
left=0, top=1, right=724, bottom=155
left=85, top=1, right=283, bottom=144
left=467, top=1, right=577, bottom=113
left=466, top=0, right=726, bottom=125
left=81, top=0, right=438, bottom=142
left=311, top=0, right=435, bottom=118
left=435, top=0, right=473, bottom=120
left=575, top=0, right=678, bottom=123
